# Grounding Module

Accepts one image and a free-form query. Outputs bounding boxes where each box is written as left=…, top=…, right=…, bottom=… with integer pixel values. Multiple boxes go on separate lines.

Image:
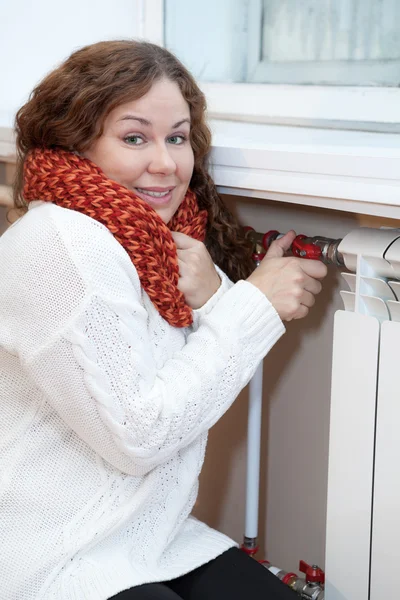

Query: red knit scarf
left=23, top=148, right=208, bottom=327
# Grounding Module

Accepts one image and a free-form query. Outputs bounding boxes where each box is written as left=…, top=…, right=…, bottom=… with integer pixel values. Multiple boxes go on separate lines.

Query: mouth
left=134, top=186, right=175, bottom=205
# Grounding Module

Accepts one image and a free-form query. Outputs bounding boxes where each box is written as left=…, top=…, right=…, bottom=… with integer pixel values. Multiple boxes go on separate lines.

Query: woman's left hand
left=172, top=231, right=221, bottom=309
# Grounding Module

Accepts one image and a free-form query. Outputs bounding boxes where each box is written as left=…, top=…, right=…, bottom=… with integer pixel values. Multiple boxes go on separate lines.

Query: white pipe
left=245, top=360, right=264, bottom=540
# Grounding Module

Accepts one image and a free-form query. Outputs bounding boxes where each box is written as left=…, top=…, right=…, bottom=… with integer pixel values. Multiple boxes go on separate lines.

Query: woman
left=0, top=40, right=327, bottom=600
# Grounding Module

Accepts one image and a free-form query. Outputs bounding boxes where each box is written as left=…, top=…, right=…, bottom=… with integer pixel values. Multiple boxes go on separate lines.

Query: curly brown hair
left=14, top=40, right=253, bottom=281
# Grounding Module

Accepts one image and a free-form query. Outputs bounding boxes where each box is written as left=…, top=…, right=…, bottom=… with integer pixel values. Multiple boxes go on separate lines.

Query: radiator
left=325, top=227, right=400, bottom=600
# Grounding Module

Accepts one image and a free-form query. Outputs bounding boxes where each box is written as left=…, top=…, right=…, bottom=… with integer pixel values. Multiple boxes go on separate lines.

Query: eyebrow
left=118, top=115, right=191, bottom=128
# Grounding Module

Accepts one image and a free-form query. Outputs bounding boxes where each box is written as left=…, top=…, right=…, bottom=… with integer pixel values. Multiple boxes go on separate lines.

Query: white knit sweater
left=0, top=201, right=285, bottom=600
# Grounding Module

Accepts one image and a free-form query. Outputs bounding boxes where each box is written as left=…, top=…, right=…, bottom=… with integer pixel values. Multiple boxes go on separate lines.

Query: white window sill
left=209, top=119, right=400, bottom=220
left=1, top=121, right=399, bottom=219
left=202, top=84, right=400, bottom=134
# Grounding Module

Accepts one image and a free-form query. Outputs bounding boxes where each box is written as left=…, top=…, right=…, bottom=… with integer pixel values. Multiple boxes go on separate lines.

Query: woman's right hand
left=246, top=230, right=328, bottom=322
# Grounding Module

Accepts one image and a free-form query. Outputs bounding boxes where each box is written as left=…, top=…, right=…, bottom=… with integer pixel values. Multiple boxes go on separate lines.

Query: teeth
left=136, top=188, right=170, bottom=198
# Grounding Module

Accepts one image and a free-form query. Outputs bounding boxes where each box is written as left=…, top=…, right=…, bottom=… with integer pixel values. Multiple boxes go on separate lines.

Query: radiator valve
left=244, top=227, right=344, bottom=267
left=261, top=559, right=325, bottom=599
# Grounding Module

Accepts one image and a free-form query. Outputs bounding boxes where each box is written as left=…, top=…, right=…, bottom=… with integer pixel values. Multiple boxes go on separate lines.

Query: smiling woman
left=12, top=40, right=254, bottom=282
left=0, top=39, right=326, bottom=600
left=83, top=79, right=194, bottom=224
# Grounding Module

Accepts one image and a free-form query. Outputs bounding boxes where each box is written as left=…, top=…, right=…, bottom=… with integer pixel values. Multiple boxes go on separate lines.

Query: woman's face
left=83, top=78, right=194, bottom=224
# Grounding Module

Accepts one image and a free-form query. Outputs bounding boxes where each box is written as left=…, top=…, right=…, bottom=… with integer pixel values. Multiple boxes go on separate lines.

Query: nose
left=147, top=142, right=177, bottom=176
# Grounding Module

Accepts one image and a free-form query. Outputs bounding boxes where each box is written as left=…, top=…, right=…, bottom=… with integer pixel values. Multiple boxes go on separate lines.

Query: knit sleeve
left=191, top=265, right=234, bottom=329
left=24, top=282, right=283, bottom=476
left=15, top=206, right=285, bottom=476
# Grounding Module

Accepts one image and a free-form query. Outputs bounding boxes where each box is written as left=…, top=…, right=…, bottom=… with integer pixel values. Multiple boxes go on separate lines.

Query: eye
left=168, top=135, right=186, bottom=145
left=124, top=135, right=145, bottom=146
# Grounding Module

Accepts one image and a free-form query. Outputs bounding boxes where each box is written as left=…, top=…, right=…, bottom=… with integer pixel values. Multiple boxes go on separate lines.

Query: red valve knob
left=299, top=560, right=325, bottom=584
left=292, top=235, right=322, bottom=261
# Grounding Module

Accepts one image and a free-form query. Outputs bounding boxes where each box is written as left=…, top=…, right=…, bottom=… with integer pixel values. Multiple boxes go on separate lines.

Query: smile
left=134, top=187, right=175, bottom=206
left=136, top=188, right=170, bottom=198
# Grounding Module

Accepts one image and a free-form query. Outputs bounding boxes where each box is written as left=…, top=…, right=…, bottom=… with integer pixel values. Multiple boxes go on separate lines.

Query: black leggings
left=109, top=547, right=297, bottom=599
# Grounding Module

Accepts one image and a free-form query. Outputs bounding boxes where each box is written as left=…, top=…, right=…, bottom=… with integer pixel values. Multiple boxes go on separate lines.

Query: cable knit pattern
left=0, top=202, right=285, bottom=600
left=23, top=148, right=208, bottom=328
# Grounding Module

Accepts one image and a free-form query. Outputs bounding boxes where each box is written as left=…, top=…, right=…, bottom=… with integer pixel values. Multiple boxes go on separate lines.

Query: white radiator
left=325, top=227, right=400, bottom=600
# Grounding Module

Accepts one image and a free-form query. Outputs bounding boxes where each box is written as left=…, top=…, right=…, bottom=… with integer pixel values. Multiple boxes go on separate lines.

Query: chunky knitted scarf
left=23, top=148, right=208, bottom=327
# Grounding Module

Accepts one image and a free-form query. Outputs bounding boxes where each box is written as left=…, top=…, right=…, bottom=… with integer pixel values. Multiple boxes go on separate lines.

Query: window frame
left=247, top=0, right=400, bottom=87
left=147, top=0, right=400, bottom=133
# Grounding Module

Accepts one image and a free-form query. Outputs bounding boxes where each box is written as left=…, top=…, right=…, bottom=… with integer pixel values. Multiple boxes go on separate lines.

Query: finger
left=171, top=231, right=198, bottom=249
left=176, top=248, right=190, bottom=265
left=304, top=276, right=322, bottom=296
left=298, top=259, right=328, bottom=280
left=293, top=304, right=309, bottom=320
left=300, top=290, right=316, bottom=309
left=265, top=230, right=296, bottom=259
left=177, top=257, right=188, bottom=276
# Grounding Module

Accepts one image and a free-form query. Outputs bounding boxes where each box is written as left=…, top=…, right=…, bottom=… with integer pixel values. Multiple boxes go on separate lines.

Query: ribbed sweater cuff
left=203, top=279, right=285, bottom=360
left=191, top=266, right=234, bottom=328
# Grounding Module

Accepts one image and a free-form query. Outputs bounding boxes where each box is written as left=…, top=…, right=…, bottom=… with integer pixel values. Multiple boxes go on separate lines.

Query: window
left=249, top=0, right=400, bottom=86
left=165, top=0, right=400, bottom=87
left=161, top=0, right=400, bottom=131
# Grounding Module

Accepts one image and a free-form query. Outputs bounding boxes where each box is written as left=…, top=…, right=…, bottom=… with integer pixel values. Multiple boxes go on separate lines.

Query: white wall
left=0, top=0, right=142, bottom=127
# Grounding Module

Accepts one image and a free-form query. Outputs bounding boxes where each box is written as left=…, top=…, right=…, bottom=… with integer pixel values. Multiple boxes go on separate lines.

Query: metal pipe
left=244, top=361, right=264, bottom=544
